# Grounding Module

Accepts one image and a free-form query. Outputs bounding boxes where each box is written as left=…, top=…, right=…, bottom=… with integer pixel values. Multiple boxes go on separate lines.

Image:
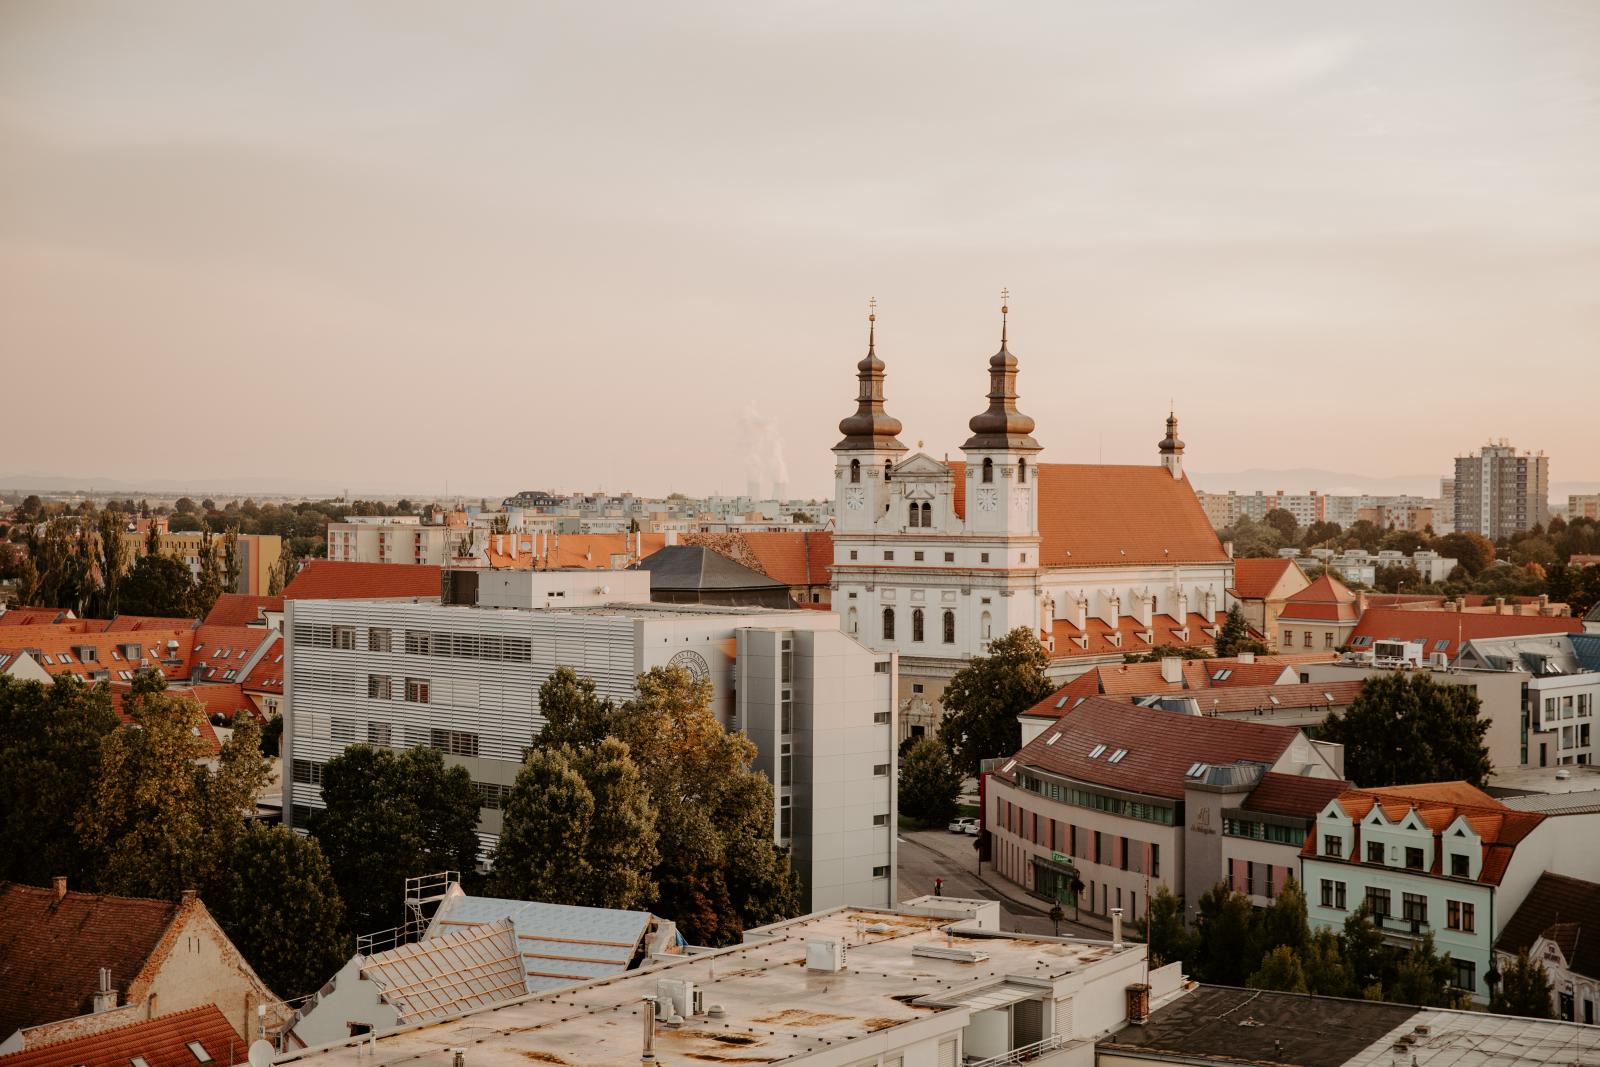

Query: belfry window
left=885, top=459, right=893, bottom=482
left=1018, top=458, right=1028, bottom=483
left=982, top=458, right=994, bottom=483
left=850, top=459, right=861, bottom=484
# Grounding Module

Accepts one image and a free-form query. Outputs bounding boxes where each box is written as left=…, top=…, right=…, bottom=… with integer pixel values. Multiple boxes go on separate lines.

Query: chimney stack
left=93, top=968, right=116, bottom=1013
left=180, top=889, right=197, bottom=905
left=641, top=997, right=658, bottom=1066
left=53, top=876, right=67, bottom=900
left=1111, top=907, right=1125, bottom=950
left=1160, top=657, right=1184, bottom=684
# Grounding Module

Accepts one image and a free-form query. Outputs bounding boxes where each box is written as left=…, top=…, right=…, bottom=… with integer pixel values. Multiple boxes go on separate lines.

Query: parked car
left=948, top=817, right=978, bottom=834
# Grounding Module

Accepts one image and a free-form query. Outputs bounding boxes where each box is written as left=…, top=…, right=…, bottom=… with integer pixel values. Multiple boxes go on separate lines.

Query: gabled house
left=1494, top=871, right=1600, bottom=1024
left=1230, top=558, right=1312, bottom=646
left=0, top=1005, right=243, bottom=1067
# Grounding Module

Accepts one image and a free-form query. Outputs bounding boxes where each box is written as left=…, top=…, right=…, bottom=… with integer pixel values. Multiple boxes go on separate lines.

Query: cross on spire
left=1000, top=287, right=1010, bottom=344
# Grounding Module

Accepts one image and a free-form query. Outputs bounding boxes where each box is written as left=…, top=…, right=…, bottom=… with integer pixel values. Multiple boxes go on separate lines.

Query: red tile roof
left=202, top=594, right=283, bottom=628
left=1042, top=655, right=1333, bottom=704
left=282, top=561, right=440, bottom=601
left=1231, top=558, right=1307, bottom=601
left=949, top=462, right=1229, bottom=567
left=0, top=885, right=181, bottom=1039
left=998, top=696, right=1303, bottom=800
left=1163, top=679, right=1367, bottom=716
left=1496, top=873, right=1600, bottom=980
left=106, top=687, right=224, bottom=755
left=102, top=616, right=198, bottom=632
left=479, top=532, right=667, bottom=570
left=0, top=608, right=72, bottom=627
left=240, top=634, right=283, bottom=696
left=1348, top=607, right=1582, bottom=659
left=0, top=1005, right=243, bottom=1067
left=1046, top=611, right=1231, bottom=660
left=190, top=626, right=275, bottom=684
left=1279, top=575, right=1360, bottom=624
left=1299, top=783, right=1545, bottom=885
left=1243, top=773, right=1352, bottom=819
left=0, top=626, right=197, bottom=683
left=682, top=531, right=833, bottom=589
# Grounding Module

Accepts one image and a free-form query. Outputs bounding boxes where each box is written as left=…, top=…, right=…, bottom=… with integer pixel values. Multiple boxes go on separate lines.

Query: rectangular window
left=404, top=630, right=434, bottom=655
left=369, top=628, right=392, bottom=652
left=914, top=551, right=924, bottom=561
left=781, top=690, right=793, bottom=734
left=944, top=552, right=955, bottom=562
left=1459, top=901, right=1475, bottom=932
left=1335, top=880, right=1346, bottom=909
left=873, top=813, right=889, bottom=826
left=781, top=754, right=792, bottom=787
left=873, top=763, right=890, bottom=776
left=405, top=678, right=430, bottom=704
left=331, top=718, right=356, bottom=743
left=1325, top=633, right=1334, bottom=649
left=429, top=728, right=479, bottom=757
left=1405, top=846, right=1425, bottom=870
left=332, top=626, right=356, bottom=650
left=1324, top=834, right=1343, bottom=857
left=475, top=782, right=513, bottom=810
left=1452, top=958, right=1476, bottom=992
left=1451, top=853, right=1469, bottom=877
left=1367, top=840, right=1385, bottom=863
left=1321, top=879, right=1336, bottom=907
left=780, top=807, right=792, bottom=839
left=980, top=552, right=990, bottom=563
left=290, top=759, right=324, bottom=785
left=872, top=865, right=890, bottom=878
left=884, top=551, right=894, bottom=561
left=873, top=711, right=891, bottom=724
left=366, top=721, right=392, bottom=746
left=1402, top=892, right=1427, bottom=924
left=1365, top=886, right=1391, bottom=918
left=367, top=675, right=393, bottom=700
left=850, top=550, right=858, bottom=560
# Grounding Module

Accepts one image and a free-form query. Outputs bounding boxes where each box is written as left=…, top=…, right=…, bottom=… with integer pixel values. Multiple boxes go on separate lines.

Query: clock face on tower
left=976, top=488, right=999, bottom=513
left=845, top=487, right=865, bottom=511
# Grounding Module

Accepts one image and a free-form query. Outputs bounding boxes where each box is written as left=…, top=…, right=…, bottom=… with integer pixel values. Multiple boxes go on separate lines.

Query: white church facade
left=830, top=301, right=1238, bottom=736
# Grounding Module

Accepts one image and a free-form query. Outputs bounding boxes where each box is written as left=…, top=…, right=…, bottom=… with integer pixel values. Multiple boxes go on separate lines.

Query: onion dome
left=835, top=303, right=908, bottom=451
left=1159, top=412, right=1185, bottom=455
left=961, top=295, right=1040, bottom=451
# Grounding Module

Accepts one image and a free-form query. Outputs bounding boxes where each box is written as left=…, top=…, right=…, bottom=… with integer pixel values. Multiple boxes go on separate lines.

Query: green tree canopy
left=898, top=735, right=963, bottom=826
left=939, top=627, right=1055, bottom=778
left=1264, top=509, right=1299, bottom=542
left=1319, top=673, right=1492, bottom=787
left=1215, top=603, right=1251, bottom=657
left=1249, top=945, right=1309, bottom=993
left=310, top=746, right=482, bottom=935
left=1437, top=532, right=1496, bottom=576
left=1145, top=886, right=1197, bottom=969
left=120, top=552, right=201, bottom=617
left=1194, top=882, right=1261, bottom=986
left=1490, top=950, right=1554, bottom=1018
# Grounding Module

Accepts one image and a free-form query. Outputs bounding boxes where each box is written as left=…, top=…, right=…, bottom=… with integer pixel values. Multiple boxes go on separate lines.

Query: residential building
left=1197, top=771, right=1351, bottom=911
left=1440, top=477, right=1457, bottom=534
left=0, top=881, right=284, bottom=1053
left=0, top=1006, right=243, bottom=1067
left=986, top=696, right=1342, bottom=923
left=1454, top=632, right=1600, bottom=767
left=830, top=308, right=1235, bottom=734
left=1494, top=871, right=1600, bottom=1024
left=1300, top=783, right=1600, bottom=1002
left=282, top=568, right=897, bottom=912
left=1287, top=549, right=1460, bottom=586
left=202, top=593, right=283, bottom=630
left=1099, top=985, right=1600, bottom=1067
left=1276, top=575, right=1362, bottom=652
left=1567, top=494, right=1600, bottom=522
left=1229, top=558, right=1311, bottom=642
left=274, top=898, right=1175, bottom=1067
left=1453, top=441, right=1549, bottom=539
left=122, top=531, right=282, bottom=596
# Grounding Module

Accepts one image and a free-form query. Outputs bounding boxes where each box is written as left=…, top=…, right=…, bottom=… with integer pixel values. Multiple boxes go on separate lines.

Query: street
left=894, top=827, right=1106, bottom=940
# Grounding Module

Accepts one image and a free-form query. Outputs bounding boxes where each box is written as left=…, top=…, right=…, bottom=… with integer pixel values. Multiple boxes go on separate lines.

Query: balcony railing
left=968, top=1034, right=1066, bottom=1067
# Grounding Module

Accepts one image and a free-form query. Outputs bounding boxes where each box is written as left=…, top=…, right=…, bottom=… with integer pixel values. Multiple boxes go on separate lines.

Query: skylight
left=187, top=1043, right=212, bottom=1064
left=1269, top=695, right=1281, bottom=706
left=1434, top=639, right=1450, bottom=651
left=1073, top=697, right=1085, bottom=708
left=1213, top=668, right=1232, bottom=681
left=1045, top=732, right=1060, bottom=746
left=1055, top=696, right=1068, bottom=709
left=1001, top=759, right=1016, bottom=773
left=132, top=1057, right=151, bottom=1067
left=1107, top=748, right=1129, bottom=763
left=1088, top=743, right=1107, bottom=759
left=1185, top=761, right=1210, bottom=779
left=1323, top=692, right=1336, bottom=702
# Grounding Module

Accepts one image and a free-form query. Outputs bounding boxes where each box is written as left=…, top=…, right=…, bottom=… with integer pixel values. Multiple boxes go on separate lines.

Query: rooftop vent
left=805, top=939, right=847, bottom=973
left=912, top=944, right=990, bottom=964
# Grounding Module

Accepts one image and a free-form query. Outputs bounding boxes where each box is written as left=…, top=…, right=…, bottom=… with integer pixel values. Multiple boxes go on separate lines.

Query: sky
left=3, top=1, right=1597, bottom=500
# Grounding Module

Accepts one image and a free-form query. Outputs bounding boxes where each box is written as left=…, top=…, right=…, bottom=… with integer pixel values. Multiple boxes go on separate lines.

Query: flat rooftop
left=1101, top=986, right=1600, bottom=1067
left=281, top=907, right=1124, bottom=1066
left=1488, top=764, right=1600, bottom=796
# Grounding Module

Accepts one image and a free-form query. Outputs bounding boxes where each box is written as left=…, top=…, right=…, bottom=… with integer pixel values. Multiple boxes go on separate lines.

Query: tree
left=1048, top=903, right=1064, bottom=936
left=1146, top=886, right=1197, bottom=968
left=1340, top=904, right=1390, bottom=993
left=1301, top=520, right=1343, bottom=548
left=938, top=628, right=1055, bottom=778
left=897, top=736, right=963, bottom=826
left=267, top=541, right=300, bottom=596
left=78, top=676, right=269, bottom=898
left=1249, top=945, right=1309, bottom=993
left=119, top=552, right=200, bottom=618
left=207, top=825, right=350, bottom=999
left=1374, top=564, right=1423, bottom=594
left=175, top=497, right=198, bottom=515
left=310, top=746, right=482, bottom=935
left=1193, top=882, right=1260, bottom=985
left=1437, top=532, right=1496, bottom=577
left=1215, top=603, right=1250, bottom=657
left=1300, top=927, right=1354, bottom=996
left=1319, top=673, right=1492, bottom=787
left=1491, top=949, right=1554, bottom=1018
left=221, top=526, right=242, bottom=594
left=1218, top=516, right=1282, bottom=559
left=1264, top=509, right=1299, bottom=542
left=1256, top=877, right=1309, bottom=957
left=1388, top=933, right=1460, bottom=1007
left=534, top=667, right=616, bottom=750
left=1345, top=520, right=1385, bottom=553
left=0, top=674, right=120, bottom=886
left=91, top=509, right=130, bottom=618
left=193, top=524, right=225, bottom=616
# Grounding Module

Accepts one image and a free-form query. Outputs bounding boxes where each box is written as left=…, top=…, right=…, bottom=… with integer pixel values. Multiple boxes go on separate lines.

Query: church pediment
left=893, top=453, right=955, bottom=479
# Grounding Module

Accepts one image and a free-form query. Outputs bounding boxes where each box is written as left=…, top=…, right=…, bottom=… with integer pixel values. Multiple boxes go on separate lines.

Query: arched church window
left=920, top=502, right=932, bottom=527
left=884, top=459, right=893, bottom=482
left=1018, top=458, right=1028, bottom=484
left=943, top=610, right=955, bottom=644
left=981, top=611, right=993, bottom=641
left=912, top=608, right=925, bottom=642
left=908, top=503, right=920, bottom=528
left=982, top=458, right=994, bottom=483
left=846, top=606, right=858, bottom=634
left=850, top=459, right=861, bottom=484
left=882, top=608, right=895, bottom=641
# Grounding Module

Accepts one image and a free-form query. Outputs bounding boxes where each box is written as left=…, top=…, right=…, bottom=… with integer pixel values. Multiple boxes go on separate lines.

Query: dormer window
left=1367, top=841, right=1384, bottom=863
left=982, top=458, right=994, bottom=483
left=1451, top=853, right=1469, bottom=877
left=1405, top=847, right=1424, bottom=870
left=1323, top=834, right=1343, bottom=856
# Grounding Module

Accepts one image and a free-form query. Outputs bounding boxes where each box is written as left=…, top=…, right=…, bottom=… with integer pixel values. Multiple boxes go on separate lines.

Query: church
left=830, top=301, right=1237, bottom=736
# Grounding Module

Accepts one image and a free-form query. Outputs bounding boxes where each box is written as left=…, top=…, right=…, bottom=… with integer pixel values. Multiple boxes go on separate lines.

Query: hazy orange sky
left=3, top=2, right=1597, bottom=499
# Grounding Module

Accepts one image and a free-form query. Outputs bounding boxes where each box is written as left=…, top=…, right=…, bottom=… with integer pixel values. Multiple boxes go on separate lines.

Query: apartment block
left=1453, top=441, right=1549, bottom=538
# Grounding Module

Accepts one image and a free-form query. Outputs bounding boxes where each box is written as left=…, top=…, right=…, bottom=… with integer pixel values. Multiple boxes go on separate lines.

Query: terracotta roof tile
left=202, top=594, right=283, bottom=628
left=1232, top=558, right=1306, bottom=601
left=0, top=1005, right=243, bottom=1067
left=1279, top=575, right=1361, bottom=624
left=0, top=608, right=72, bottom=626
left=1046, top=611, right=1231, bottom=659
left=948, top=462, right=1229, bottom=567
left=0, top=885, right=180, bottom=1039
left=240, top=634, right=283, bottom=696
left=1000, top=696, right=1303, bottom=800
left=282, top=561, right=440, bottom=601
left=479, top=532, right=666, bottom=570
left=102, top=616, right=198, bottom=633
left=0, top=626, right=197, bottom=683
left=684, top=531, right=833, bottom=588
left=1243, top=773, right=1352, bottom=819
left=1043, top=655, right=1332, bottom=703
left=1348, top=607, right=1582, bottom=659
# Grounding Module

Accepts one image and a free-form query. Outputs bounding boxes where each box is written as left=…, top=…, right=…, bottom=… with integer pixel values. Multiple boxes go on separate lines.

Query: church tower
left=1159, top=412, right=1185, bottom=479
left=959, top=294, right=1041, bottom=537
left=833, top=303, right=907, bottom=534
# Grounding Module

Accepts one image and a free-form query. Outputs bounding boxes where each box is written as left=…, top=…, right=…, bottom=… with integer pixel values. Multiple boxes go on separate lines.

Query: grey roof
left=428, top=893, right=653, bottom=994
left=1501, top=788, right=1600, bottom=815
left=1571, top=632, right=1600, bottom=671
left=362, top=918, right=526, bottom=1022
left=634, top=545, right=789, bottom=593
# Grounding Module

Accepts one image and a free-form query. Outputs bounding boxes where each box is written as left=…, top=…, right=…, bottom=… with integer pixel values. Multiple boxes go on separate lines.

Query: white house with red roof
left=829, top=304, right=1238, bottom=734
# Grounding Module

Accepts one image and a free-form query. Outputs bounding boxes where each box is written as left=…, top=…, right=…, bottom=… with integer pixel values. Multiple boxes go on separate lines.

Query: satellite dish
left=248, top=1039, right=275, bottom=1067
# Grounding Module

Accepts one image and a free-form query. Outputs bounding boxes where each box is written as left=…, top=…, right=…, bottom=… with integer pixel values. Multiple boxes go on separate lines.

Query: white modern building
left=829, top=305, right=1235, bottom=736
left=283, top=568, right=898, bottom=912
left=275, top=898, right=1179, bottom=1067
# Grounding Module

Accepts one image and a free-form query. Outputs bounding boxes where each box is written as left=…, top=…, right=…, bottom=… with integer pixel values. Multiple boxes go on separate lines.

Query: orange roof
left=1279, top=574, right=1361, bottom=624
left=478, top=532, right=667, bottom=570
left=0, top=607, right=73, bottom=626
left=283, top=561, right=441, bottom=600
left=1348, top=607, right=1581, bottom=658
left=1032, top=671, right=1361, bottom=718
left=1046, top=655, right=1330, bottom=701
left=0, top=625, right=197, bottom=683
left=949, top=462, right=1229, bottom=567
left=682, top=531, right=833, bottom=588
left=241, top=633, right=284, bottom=695
left=1231, top=558, right=1307, bottom=601
left=102, top=615, right=197, bottom=632
left=203, top=593, right=283, bottom=627
left=1046, top=611, right=1232, bottom=660
left=1300, top=783, right=1546, bottom=885
left=0, top=1005, right=243, bottom=1067
left=190, top=625, right=276, bottom=684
